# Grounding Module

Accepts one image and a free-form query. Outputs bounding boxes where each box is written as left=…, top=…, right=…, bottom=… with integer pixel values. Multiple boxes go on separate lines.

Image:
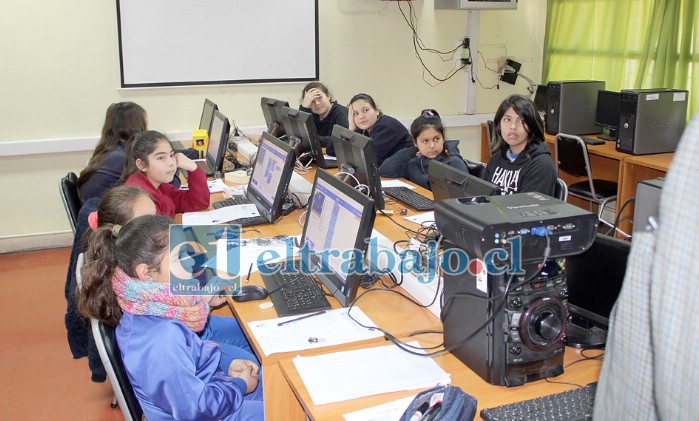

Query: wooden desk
left=279, top=337, right=603, bottom=420
left=479, top=123, right=674, bottom=234
left=209, top=170, right=443, bottom=420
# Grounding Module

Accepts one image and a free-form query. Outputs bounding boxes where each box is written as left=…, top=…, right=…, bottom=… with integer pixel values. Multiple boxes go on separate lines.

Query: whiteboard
left=117, top=0, right=318, bottom=87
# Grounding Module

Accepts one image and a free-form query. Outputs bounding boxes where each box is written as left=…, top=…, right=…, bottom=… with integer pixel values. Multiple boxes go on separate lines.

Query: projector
left=435, top=192, right=598, bottom=262
left=236, top=141, right=259, bottom=166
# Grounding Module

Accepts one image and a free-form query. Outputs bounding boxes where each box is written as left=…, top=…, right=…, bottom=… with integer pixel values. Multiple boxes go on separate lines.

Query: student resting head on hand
left=299, top=82, right=349, bottom=147
left=328, top=93, right=411, bottom=166
left=121, top=130, right=210, bottom=217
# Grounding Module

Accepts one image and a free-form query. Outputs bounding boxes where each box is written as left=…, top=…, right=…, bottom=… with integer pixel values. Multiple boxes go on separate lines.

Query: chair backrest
left=464, top=159, right=488, bottom=180
left=554, top=178, right=568, bottom=201
left=59, top=172, right=82, bottom=235
left=486, top=120, right=496, bottom=157
left=91, top=319, right=144, bottom=421
left=554, top=134, right=592, bottom=178
left=75, top=253, right=85, bottom=290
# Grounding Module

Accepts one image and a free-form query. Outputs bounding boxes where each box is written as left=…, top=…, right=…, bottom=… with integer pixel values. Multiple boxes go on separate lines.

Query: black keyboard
left=383, top=187, right=435, bottom=211
left=581, top=136, right=605, bottom=146
left=196, top=160, right=214, bottom=176
left=260, top=260, right=331, bottom=317
left=212, top=196, right=269, bottom=227
left=480, top=382, right=597, bottom=421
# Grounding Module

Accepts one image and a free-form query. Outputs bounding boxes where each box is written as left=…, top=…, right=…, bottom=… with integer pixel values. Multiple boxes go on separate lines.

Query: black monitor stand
left=564, top=315, right=607, bottom=349
left=598, top=127, right=618, bottom=142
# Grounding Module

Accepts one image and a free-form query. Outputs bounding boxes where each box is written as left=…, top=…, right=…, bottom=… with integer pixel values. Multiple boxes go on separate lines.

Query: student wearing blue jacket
left=79, top=215, right=264, bottom=421
left=327, top=93, right=412, bottom=166
left=379, top=109, right=468, bottom=189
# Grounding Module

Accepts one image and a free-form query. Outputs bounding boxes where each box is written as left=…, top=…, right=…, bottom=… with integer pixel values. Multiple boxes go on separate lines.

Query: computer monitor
left=563, top=232, right=630, bottom=349
left=331, top=125, right=385, bottom=210
left=260, top=97, right=289, bottom=139
left=199, top=98, right=218, bottom=134
left=206, top=109, right=230, bottom=175
left=245, top=132, right=295, bottom=223
left=594, top=90, right=621, bottom=141
left=279, top=106, right=323, bottom=166
left=300, top=168, right=377, bottom=306
left=428, top=160, right=500, bottom=202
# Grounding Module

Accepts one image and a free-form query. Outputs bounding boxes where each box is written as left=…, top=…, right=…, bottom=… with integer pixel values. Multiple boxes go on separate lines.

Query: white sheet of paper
left=404, top=211, right=435, bottom=226
left=293, top=341, right=450, bottom=405
left=207, top=179, right=227, bottom=193
left=248, top=308, right=383, bottom=356
left=181, top=204, right=260, bottom=225
left=381, top=179, right=415, bottom=189
left=343, top=396, right=416, bottom=421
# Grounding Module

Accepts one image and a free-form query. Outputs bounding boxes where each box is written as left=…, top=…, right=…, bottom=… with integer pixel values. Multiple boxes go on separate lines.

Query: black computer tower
left=616, top=89, right=688, bottom=155
left=546, top=80, right=605, bottom=135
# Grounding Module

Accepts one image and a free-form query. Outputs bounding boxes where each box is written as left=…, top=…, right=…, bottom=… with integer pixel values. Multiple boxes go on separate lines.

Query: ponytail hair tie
left=87, top=211, right=99, bottom=231
left=112, top=224, right=122, bottom=237
left=421, top=108, right=440, bottom=118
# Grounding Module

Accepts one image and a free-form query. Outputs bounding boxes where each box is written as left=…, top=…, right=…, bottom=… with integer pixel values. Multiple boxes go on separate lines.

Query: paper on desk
left=198, top=235, right=300, bottom=281
left=343, top=396, right=416, bottom=421
left=404, top=211, right=435, bottom=226
left=323, top=154, right=337, bottom=161
left=381, top=179, right=415, bottom=189
left=181, top=204, right=259, bottom=225
left=293, top=341, right=450, bottom=405
left=249, top=308, right=383, bottom=356
left=207, top=179, right=227, bottom=193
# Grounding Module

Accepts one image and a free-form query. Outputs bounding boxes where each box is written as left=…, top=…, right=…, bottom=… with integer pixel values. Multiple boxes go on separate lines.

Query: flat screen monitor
left=428, top=160, right=500, bottom=202
left=564, top=233, right=630, bottom=349
left=300, top=169, right=377, bottom=306
left=260, top=97, right=289, bottom=139
left=207, top=109, right=230, bottom=175
left=594, top=90, right=621, bottom=141
left=279, top=106, right=326, bottom=166
left=199, top=98, right=218, bottom=134
left=246, top=132, right=295, bottom=223
left=331, top=125, right=385, bottom=210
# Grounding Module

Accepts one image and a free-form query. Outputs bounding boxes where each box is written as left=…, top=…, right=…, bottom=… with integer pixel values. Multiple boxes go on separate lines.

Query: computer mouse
left=231, top=285, right=269, bottom=302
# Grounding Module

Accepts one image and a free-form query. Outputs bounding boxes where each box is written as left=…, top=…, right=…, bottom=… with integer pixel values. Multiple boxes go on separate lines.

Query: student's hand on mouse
left=228, top=359, right=260, bottom=394
left=175, top=152, right=198, bottom=172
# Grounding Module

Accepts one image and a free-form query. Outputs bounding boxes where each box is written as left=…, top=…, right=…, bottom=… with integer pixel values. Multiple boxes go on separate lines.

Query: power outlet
left=461, top=36, right=471, bottom=66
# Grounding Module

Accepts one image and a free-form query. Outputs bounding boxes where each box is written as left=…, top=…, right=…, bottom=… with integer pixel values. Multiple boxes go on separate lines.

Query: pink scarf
left=111, top=267, right=209, bottom=332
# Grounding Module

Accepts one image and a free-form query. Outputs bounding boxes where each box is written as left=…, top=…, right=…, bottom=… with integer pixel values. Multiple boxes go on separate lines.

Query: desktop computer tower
left=442, top=254, right=567, bottom=387
left=616, top=89, right=689, bottom=155
left=633, top=178, right=664, bottom=233
left=546, top=80, right=605, bottom=135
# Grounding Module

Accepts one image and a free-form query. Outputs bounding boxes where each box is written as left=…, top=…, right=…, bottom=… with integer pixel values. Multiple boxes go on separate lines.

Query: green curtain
left=543, top=0, right=698, bottom=118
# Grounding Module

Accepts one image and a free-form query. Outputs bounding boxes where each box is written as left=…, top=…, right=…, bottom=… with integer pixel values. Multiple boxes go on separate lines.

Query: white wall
left=0, top=0, right=546, bottom=252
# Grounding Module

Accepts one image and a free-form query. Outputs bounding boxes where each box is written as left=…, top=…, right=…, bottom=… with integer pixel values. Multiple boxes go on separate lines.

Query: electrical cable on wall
left=395, top=0, right=467, bottom=85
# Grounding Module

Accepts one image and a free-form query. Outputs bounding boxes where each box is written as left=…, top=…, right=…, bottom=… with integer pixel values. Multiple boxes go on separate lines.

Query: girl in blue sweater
left=81, top=215, right=263, bottom=420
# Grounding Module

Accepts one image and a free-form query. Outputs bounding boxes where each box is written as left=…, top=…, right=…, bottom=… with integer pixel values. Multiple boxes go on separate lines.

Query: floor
left=0, top=247, right=124, bottom=421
